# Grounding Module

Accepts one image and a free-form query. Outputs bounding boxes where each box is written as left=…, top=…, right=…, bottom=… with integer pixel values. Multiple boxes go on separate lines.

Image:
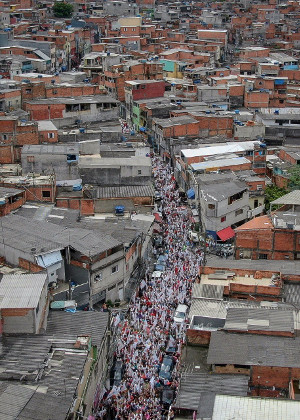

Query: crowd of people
left=95, top=156, right=201, bottom=419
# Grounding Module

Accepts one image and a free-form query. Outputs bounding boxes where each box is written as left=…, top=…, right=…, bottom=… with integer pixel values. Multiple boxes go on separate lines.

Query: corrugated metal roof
left=224, top=308, right=294, bottom=332
left=207, top=331, right=300, bottom=367
left=182, top=141, right=259, bottom=158
left=283, top=283, right=300, bottom=309
left=0, top=187, right=23, bottom=199
left=0, top=214, right=122, bottom=257
left=189, top=298, right=261, bottom=320
left=271, top=190, right=300, bottom=206
left=212, top=395, right=300, bottom=420
left=0, top=310, right=109, bottom=419
left=173, top=372, right=249, bottom=413
left=97, top=185, right=154, bottom=199
left=46, top=311, right=108, bottom=347
left=191, top=156, right=250, bottom=171
left=0, top=273, right=47, bottom=309
left=189, top=298, right=295, bottom=324
left=193, top=283, right=224, bottom=299
left=0, top=383, right=35, bottom=419
left=16, top=392, right=70, bottom=420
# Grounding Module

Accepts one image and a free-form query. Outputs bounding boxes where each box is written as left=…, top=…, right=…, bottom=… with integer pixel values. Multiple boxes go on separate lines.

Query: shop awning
left=187, top=188, right=195, bottom=199
left=217, top=226, right=235, bottom=241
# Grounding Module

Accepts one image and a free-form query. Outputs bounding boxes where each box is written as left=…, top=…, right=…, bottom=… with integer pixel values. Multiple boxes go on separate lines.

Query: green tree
left=264, top=185, right=287, bottom=211
left=52, top=2, right=73, bottom=18
left=287, top=165, right=300, bottom=190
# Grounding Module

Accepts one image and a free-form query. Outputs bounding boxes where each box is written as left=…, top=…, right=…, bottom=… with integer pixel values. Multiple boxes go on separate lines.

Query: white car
left=174, top=304, right=188, bottom=324
left=152, top=271, right=163, bottom=280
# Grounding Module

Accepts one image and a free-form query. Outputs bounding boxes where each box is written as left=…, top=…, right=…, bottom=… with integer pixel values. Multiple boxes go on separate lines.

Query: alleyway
left=95, top=156, right=203, bottom=419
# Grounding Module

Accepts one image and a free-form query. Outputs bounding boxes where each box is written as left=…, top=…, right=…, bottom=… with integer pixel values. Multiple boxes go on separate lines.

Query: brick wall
left=186, top=328, right=211, bottom=345
left=19, top=257, right=43, bottom=272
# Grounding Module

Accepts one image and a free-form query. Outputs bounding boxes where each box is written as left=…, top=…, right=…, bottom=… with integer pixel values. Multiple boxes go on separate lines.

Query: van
left=174, top=304, right=188, bottom=324
left=188, top=231, right=199, bottom=243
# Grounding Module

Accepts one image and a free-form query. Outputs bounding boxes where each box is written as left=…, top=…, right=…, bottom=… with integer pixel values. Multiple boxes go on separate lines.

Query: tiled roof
left=235, top=214, right=273, bottom=231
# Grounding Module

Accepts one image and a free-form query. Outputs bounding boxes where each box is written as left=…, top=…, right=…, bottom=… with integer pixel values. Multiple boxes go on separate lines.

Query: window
left=27, top=155, right=35, bottom=162
left=81, top=103, right=90, bottom=111
left=94, top=273, right=102, bottom=282
left=137, top=170, right=142, bottom=175
left=25, top=88, right=32, bottom=93
left=228, top=191, right=244, bottom=205
left=111, top=265, right=119, bottom=274
left=48, top=133, right=55, bottom=138
left=235, top=209, right=243, bottom=216
left=42, top=190, right=51, bottom=198
left=259, top=253, right=268, bottom=260
left=2, top=134, right=8, bottom=140
left=254, top=199, right=259, bottom=208
left=221, top=216, right=226, bottom=222
left=208, top=204, right=215, bottom=209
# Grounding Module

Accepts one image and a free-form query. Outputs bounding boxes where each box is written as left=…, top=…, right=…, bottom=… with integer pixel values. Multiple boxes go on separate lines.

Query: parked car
left=153, top=235, right=163, bottom=248
left=159, top=355, right=174, bottom=381
left=154, top=254, right=167, bottom=271
left=111, top=359, right=125, bottom=387
left=154, top=191, right=162, bottom=201
left=160, top=386, right=175, bottom=410
left=174, top=304, right=188, bottom=324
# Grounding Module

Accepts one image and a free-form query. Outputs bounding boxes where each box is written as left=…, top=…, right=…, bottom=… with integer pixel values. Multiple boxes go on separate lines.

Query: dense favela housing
left=1, top=0, right=300, bottom=419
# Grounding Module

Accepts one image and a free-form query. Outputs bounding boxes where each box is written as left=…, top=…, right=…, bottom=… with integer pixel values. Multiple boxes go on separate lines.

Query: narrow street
left=94, top=156, right=203, bottom=419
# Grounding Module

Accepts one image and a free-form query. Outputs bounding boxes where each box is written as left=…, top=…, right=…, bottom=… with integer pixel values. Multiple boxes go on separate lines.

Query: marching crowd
left=95, top=156, right=202, bottom=419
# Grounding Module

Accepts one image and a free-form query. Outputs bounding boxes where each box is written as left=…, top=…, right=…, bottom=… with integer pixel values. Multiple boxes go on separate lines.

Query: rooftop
left=79, top=155, right=151, bottom=168
left=0, top=273, right=47, bottom=309
left=212, top=395, right=300, bottom=420
left=235, top=214, right=273, bottom=231
left=25, top=95, right=118, bottom=105
left=181, top=140, right=262, bottom=159
left=22, top=143, right=79, bottom=155
left=174, top=372, right=249, bottom=415
left=0, top=187, right=24, bottom=200
left=190, top=156, right=251, bottom=172
left=96, top=185, right=154, bottom=199
left=224, top=307, right=294, bottom=333
left=207, top=331, right=300, bottom=367
left=189, top=298, right=293, bottom=323
left=0, top=214, right=121, bottom=257
left=271, top=190, right=300, bottom=207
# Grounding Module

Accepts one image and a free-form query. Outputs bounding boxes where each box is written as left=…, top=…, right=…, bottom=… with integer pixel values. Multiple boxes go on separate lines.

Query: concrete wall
left=94, top=198, right=152, bottom=213
left=79, top=165, right=151, bottom=186
left=2, top=279, right=48, bottom=334
left=51, top=109, right=119, bottom=129
left=201, top=190, right=249, bottom=232
left=2, top=308, right=35, bottom=334
left=21, top=152, right=79, bottom=180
